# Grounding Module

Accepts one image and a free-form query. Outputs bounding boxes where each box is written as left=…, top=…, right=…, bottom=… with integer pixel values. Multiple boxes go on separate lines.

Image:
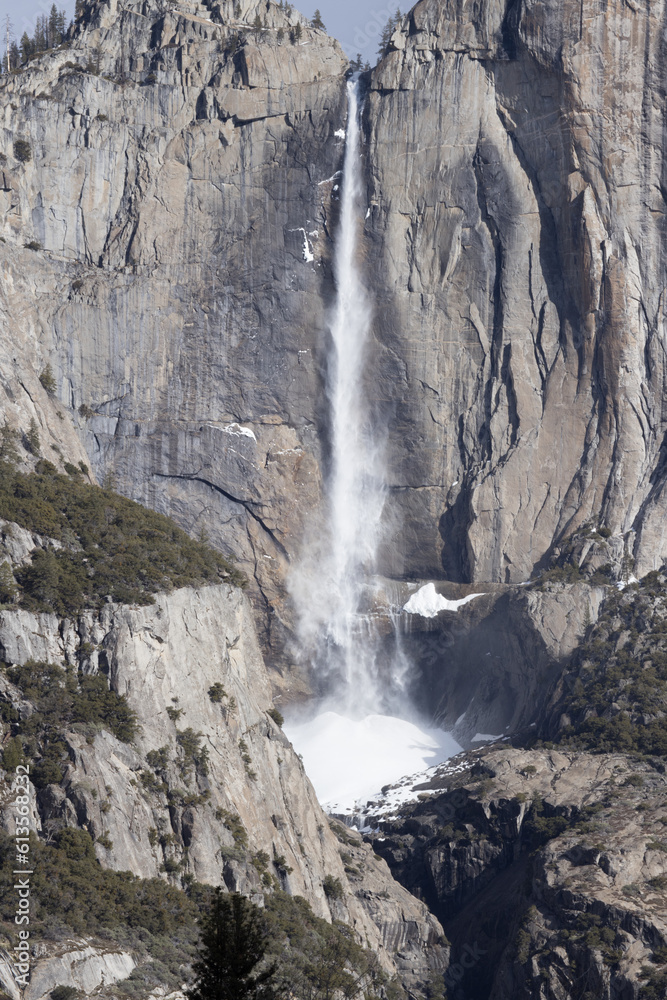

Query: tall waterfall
left=286, top=81, right=463, bottom=809
left=290, top=78, right=388, bottom=714
left=322, top=79, right=386, bottom=706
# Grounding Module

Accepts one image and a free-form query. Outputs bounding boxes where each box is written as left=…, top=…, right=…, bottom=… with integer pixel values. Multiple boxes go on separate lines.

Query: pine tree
left=186, top=890, right=278, bottom=1000
left=20, top=32, right=32, bottom=62
left=48, top=4, right=60, bottom=46
left=253, top=13, right=262, bottom=32
left=25, top=417, right=40, bottom=456
left=10, top=41, right=20, bottom=68
left=311, top=9, right=324, bottom=30
left=39, top=363, right=57, bottom=394
left=33, top=14, right=48, bottom=51
left=0, top=422, right=19, bottom=466
left=378, top=9, right=402, bottom=58
left=0, top=562, right=17, bottom=605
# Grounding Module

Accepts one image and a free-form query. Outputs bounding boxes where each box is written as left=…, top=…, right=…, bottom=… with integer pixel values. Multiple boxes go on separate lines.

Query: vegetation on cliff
left=0, top=428, right=244, bottom=614
left=544, top=570, right=667, bottom=757
left=0, top=827, right=395, bottom=1000
left=0, top=659, right=139, bottom=786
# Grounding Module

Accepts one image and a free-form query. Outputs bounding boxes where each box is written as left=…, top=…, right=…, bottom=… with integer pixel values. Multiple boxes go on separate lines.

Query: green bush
left=322, top=875, right=344, bottom=900
left=13, top=139, right=32, bottom=163
left=1, top=660, right=139, bottom=786
left=549, top=577, right=667, bottom=757
left=267, top=707, right=284, bottom=727
left=215, top=810, right=247, bottom=849
left=1, top=735, right=24, bottom=770
left=51, top=988, right=80, bottom=1000
left=208, top=683, right=226, bottom=703
left=0, top=561, right=17, bottom=604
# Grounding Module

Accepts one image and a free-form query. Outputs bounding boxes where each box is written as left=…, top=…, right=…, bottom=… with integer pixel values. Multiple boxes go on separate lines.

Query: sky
left=0, top=0, right=397, bottom=64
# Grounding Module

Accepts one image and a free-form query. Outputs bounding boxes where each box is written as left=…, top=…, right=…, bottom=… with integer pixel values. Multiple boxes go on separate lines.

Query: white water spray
left=324, top=80, right=386, bottom=700
left=290, top=79, right=387, bottom=713
left=286, top=82, right=463, bottom=808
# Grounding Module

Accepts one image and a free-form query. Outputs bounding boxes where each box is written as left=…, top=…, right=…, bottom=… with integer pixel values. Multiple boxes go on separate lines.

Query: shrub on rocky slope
left=0, top=449, right=244, bottom=614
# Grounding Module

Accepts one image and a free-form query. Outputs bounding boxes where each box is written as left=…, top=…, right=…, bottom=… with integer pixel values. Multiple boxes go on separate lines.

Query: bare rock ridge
left=0, top=577, right=446, bottom=995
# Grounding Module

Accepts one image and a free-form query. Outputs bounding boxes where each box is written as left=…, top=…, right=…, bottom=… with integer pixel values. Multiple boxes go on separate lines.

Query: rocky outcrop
left=0, top=578, right=447, bottom=989
left=380, top=578, right=605, bottom=746
left=367, top=745, right=667, bottom=999
left=365, top=0, right=667, bottom=586
left=0, top=942, right=135, bottom=1000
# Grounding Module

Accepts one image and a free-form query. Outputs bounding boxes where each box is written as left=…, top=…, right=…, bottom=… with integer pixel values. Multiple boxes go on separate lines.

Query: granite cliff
left=2, top=0, right=667, bottom=671
left=0, top=0, right=666, bottom=997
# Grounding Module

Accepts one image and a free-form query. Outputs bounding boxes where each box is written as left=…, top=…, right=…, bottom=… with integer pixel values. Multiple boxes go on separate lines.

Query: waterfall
left=286, top=81, right=463, bottom=810
left=290, top=78, right=388, bottom=714
left=323, top=79, right=385, bottom=705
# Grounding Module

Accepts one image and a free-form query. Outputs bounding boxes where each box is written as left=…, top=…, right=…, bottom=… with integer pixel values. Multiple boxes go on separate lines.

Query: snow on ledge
left=471, top=733, right=503, bottom=743
left=403, top=582, right=484, bottom=618
left=222, top=423, right=256, bottom=442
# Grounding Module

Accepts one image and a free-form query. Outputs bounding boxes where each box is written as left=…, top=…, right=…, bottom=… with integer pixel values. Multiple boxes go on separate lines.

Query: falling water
left=323, top=79, right=385, bottom=702
left=290, top=78, right=388, bottom=713
left=286, top=81, right=463, bottom=808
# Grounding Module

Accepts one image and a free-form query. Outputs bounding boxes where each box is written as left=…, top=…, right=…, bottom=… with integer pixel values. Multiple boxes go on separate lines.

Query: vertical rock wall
left=365, top=0, right=667, bottom=584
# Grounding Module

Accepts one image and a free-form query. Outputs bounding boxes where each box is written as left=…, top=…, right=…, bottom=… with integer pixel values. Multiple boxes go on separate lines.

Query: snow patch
left=285, top=711, right=462, bottom=813
left=288, top=227, right=316, bottom=263
left=617, top=574, right=639, bottom=591
left=403, top=582, right=484, bottom=618
left=471, top=733, right=502, bottom=743
left=222, top=423, right=256, bottom=442
left=334, top=128, right=346, bottom=139
left=318, top=171, right=342, bottom=186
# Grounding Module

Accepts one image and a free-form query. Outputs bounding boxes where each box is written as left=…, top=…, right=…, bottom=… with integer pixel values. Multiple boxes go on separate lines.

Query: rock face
left=367, top=745, right=667, bottom=1000
left=0, top=579, right=447, bottom=990
left=365, top=0, right=667, bottom=586
left=0, top=0, right=349, bottom=671
left=371, top=578, right=605, bottom=747
left=3, top=0, right=667, bottom=679
left=0, top=943, right=135, bottom=1000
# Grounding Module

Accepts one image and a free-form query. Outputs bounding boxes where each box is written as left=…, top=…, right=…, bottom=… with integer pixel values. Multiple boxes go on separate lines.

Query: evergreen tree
left=9, top=41, right=20, bottom=68
left=378, top=9, right=401, bottom=58
left=311, top=9, right=324, bottom=30
left=186, top=890, right=278, bottom=1000
left=33, top=14, right=48, bottom=51
left=25, top=417, right=40, bottom=456
left=20, top=32, right=32, bottom=62
left=48, top=4, right=60, bottom=46
left=0, top=422, right=19, bottom=466
left=39, top=363, right=57, bottom=394
left=253, top=13, right=262, bottom=31
left=0, top=561, right=17, bottom=605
